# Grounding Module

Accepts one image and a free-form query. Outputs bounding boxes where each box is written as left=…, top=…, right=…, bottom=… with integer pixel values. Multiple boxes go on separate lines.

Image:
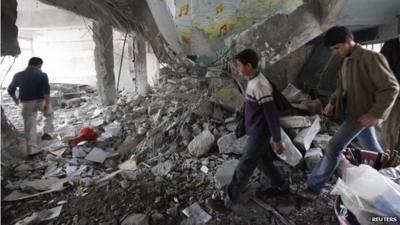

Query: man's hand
left=43, top=103, right=49, bottom=113
left=358, top=114, right=378, bottom=127
left=237, top=103, right=244, bottom=113
left=323, top=103, right=335, bottom=116
left=272, top=141, right=285, bottom=155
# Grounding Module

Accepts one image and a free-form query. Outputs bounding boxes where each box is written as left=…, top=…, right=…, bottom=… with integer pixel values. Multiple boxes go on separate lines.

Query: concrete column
left=93, top=20, right=117, bottom=105
left=134, top=34, right=149, bottom=96
left=1, top=0, right=21, bottom=56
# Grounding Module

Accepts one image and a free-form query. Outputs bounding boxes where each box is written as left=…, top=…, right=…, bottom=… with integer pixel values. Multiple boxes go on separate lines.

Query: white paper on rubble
left=294, top=115, right=321, bottom=151
left=85, top=147, right=109, bottom=163
left=182, top=202, right=212, bottom=223
left=72, top=147, right=88, bottom=158
left=200, top=165, right=209, bottom=174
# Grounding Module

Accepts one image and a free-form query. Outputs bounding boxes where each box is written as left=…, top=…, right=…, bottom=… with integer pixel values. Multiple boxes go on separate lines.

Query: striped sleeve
left=252, top=82, right=274, bottom=105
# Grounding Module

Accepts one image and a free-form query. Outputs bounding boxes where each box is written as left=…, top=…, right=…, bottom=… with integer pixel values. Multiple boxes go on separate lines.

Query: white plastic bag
left=331, top=165, right=400, bottom=224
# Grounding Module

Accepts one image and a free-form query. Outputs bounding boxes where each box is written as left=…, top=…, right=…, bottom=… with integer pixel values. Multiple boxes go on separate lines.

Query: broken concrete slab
left=188, top=130, right=215, bottom=157
left=151, top=160, right=175, bottom=177
left=304, top=148, right=323, bottom=170
left=279, top=128, right=303, bottom=167
left=312, top=134, right=332, bottom=149
left=121, top=213, right=149, bottom=225
left=215, top=159, right=239, bottom=189
left=281, top=84, right=310, bottom=103
left=280, top=116, right=312, bottom=129
left=294, top=116, right=321, bottom=151
left=65, top=97, right=83, bottom=108
left=217, top=133, right=247, bottom=155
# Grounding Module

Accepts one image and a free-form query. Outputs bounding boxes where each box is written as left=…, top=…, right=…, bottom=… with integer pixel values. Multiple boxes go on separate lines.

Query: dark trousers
left=226, top=135, right=284, bottom=202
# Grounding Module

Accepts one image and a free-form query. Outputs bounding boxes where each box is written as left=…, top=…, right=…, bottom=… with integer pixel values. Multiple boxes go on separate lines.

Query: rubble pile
left=2, top=69, right=341, bottom=225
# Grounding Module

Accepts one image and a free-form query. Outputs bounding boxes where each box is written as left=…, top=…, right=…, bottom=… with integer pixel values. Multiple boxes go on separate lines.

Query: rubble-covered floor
left=1, top=72, right=340, bottom=225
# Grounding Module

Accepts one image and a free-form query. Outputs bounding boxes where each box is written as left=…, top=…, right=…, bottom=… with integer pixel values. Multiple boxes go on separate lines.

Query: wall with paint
left=169, top=0, right=302, bottom=65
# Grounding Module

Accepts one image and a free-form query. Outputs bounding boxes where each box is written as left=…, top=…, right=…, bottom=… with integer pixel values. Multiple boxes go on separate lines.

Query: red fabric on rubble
left=68, top=127, right=99, bottom=147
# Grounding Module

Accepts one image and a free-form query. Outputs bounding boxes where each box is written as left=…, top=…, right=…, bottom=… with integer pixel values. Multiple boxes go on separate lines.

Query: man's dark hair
left=28, top=57, right=43, bottom=67
left=235, top=49, right=258, bottom=68
left=324, top=26, right=354, bottom=47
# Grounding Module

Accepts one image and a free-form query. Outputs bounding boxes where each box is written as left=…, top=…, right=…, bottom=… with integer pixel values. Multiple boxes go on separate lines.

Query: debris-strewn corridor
left=1, top=0, right=400, bottom=225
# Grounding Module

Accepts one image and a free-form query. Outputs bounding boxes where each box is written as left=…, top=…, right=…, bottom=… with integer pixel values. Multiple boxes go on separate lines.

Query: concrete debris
left=121, top=213, right=149, bottom=225
left=151, top=160, right=176, bottom=177
left=4, top=178, right=69, bottom=201
left=304, top=148, right=323, bottom=170
left=215, top=159, right=239, bottom=189
left=188, top=130, right=215, bottom=157
left=294, top=115, right=321, bottom=151
left=279, top=128, right=303, bottom=167
left=217, top=133, right=247, bottom=155
left=312, top=134, right=332, bottom=149
left=101, top=121, right=122, bottom=139
left=280, top=116, right=312, bottom=129
left=281, top=84, right=310, bottom=103
left=1, top=78, right=340, bottom=224
left=193, top=101, right=213, bottom=117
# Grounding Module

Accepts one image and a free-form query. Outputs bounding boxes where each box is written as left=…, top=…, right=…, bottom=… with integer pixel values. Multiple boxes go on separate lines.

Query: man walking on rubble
left=206, top=49, right=288, bottom=213
left=307, top=26, right=399, bottom=193
left=8, top=57, right=54, bottom=156
left=380, top=37, right=400, bottom=152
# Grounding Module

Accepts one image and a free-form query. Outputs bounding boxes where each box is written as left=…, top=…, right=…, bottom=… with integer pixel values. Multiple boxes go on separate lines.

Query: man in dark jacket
left=8, top=57, right=54, bottom=156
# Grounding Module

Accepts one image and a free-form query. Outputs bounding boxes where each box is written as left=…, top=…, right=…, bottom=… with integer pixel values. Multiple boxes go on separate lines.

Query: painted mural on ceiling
left=170, top=0, right=302, bottom=65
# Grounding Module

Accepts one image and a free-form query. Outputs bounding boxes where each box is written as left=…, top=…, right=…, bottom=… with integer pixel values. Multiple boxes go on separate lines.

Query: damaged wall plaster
left=1, top=0, right=21, bottom=56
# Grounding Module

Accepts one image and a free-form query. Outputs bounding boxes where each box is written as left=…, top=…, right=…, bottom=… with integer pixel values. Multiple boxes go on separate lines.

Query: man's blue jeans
left=307, top=120, right=383, bottom=191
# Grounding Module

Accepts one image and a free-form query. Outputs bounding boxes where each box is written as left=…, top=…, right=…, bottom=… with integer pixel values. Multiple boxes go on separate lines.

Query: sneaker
left=41, top=133, right=53, bottom=140
left=205, top=198, right=232, bottom=214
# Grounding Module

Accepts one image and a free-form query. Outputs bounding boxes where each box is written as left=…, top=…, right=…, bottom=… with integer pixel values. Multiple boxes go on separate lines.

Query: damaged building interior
left=1, top=0, right=400, bottom=224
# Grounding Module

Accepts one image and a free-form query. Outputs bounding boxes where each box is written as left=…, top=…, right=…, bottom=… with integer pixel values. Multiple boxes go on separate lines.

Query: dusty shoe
left=205, top=198, right=232, bottom=214
left=41, top=133, right=53, bottom=140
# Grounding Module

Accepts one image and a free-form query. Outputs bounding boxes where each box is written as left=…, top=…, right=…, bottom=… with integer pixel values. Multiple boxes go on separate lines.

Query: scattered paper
left=72, top=147, right=89, bottom=158
left=182, top=202, right=212, bottom=223
left=200, top=165, right=209, bottom=174
left=85, top=147, right=109, bottom=163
